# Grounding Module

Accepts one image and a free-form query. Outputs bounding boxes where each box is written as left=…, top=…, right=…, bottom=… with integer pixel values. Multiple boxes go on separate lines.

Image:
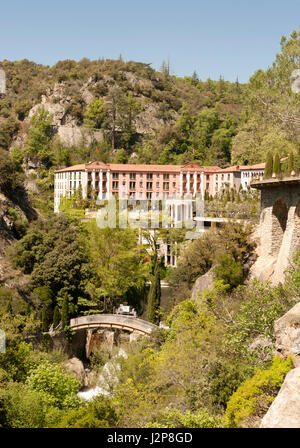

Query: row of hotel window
left=56, top=181, right=205, bottom=191
left=55, top=172, right=209, bottom=181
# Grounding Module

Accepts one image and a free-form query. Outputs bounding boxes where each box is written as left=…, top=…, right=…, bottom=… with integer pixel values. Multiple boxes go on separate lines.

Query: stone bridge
left=251, top=177, right=300, bottom=284
left=70, top=314, right=159, bottom=336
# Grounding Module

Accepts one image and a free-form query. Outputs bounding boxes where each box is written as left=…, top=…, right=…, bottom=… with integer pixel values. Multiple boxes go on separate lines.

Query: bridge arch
left=271, top=199, right=288, bottom=256
left=70, top=314, right=159, bottom=336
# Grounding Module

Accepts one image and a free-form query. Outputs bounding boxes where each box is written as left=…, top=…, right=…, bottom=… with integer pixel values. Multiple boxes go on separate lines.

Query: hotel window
left=156, top=182, right=159, bottom=188
left=173, top=174, right=176, bottom=178
left=183, top=182, right=187, bottom=190
left=197, top=182, right=201, bottom=190
left=123, top=181, right=126, bottom=186
left=130, top=173, right=136, bottom=179
left=103, top=181, right=106, bottom=189
left=156, top=173, right=159, bottom=177
left=206, top=175, right=209, bottom=180
left=163, top=182, right=169, bottom=190
left=197, top=174, right=200, bottom=179
left=112, top=173, right=119, bottom=179
left=95, top=181, right=99, bottom=189
left=183, top=174, right=186, bottom=180
left=129, top=182, right=136, bottom=190
left=173, top=182, right=176, bottom=188
left=139, top=181, right=143, bottom=188
left=206, top=183, right=209, bottom=190
left=147, top=173, right=153, bottom=180
left=163, top=174, right=169, bottom=180
left=112, top=181, right=118, bottom=189
left=227, top=174, right=230, bottom=180
left=123, top=173, right=126, bottom=177
left=146, top=182, right=153, bottom=190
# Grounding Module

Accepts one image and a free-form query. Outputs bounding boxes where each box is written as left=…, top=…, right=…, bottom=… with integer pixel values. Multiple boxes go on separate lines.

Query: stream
left=77, top=348, right=128, bottom=400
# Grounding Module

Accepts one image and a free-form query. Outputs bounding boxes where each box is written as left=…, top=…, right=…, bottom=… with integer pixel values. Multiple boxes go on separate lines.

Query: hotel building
left=54, top=161, right=265, bottom=213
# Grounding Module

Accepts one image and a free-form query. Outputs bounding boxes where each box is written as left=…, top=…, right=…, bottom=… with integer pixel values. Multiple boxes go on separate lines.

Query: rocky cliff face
left=13, top=75, right=176, bottom=148
left=260, top=301, right=300, bottom=427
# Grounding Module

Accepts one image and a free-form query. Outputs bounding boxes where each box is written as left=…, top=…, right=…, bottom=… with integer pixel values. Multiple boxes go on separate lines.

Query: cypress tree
left=273, top=153, right=280, bottom=176
left=41, top=306, right=49, bottom=332
left=61, top=296, right=69, bottom=329
left=147, top=258, right=161, bottom=325
left=53, top=305, right=61, bottom=328
left=264, top=152, right=273, bottom=179
left=288, top=152, right=294, bottom=175
left=6, top=300, right=12, bottom=314
left=26, top=302, right=32, bottom=315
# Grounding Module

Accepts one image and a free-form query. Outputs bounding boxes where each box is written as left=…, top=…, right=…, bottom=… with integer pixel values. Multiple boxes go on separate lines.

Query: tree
left=26, top=360, right=81, bottom=409
left=264, top=152, right=273, bottom=179
left=24, top=107, right=54, bottom=165
left=84, top=98, right=104, bottom=130
left=87, top=221, right=147, bottom=312
left=53, top=306, right=60, bottom=328
left=103, top=87, right=121, bottom=151
left=273, top=152, right=280, bottom=175
left=147, top=257, right=161, bottom=325
left=0, top=150, right=18, bottom=196
left=287, top=152, right=294, bottom=175
left=61, top=295, right=69, bottom=329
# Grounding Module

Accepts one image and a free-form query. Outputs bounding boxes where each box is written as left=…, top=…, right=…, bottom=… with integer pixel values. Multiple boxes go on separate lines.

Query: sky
left=0, top=0, right=299, bottom=83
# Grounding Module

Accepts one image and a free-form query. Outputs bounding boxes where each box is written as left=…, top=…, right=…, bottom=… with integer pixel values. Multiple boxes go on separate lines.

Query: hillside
left=0, top=58, right=244, bottom=166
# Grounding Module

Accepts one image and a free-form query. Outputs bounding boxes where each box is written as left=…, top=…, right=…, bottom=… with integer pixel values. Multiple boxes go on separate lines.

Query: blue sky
left=0, top=0, right=299, bottom=82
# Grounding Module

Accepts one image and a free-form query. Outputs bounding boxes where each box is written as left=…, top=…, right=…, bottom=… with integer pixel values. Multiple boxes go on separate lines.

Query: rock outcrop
left=191, top=268, right=214, bottom=300
left=274, top=301, right=300, bottom=366
left=63, top=357, right=87, bottom=386
left=260, top=366, right=300, bottom=428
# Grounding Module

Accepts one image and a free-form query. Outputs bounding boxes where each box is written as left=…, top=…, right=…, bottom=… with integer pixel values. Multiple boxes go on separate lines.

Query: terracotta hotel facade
left=54, top=161, right=265, bottom=212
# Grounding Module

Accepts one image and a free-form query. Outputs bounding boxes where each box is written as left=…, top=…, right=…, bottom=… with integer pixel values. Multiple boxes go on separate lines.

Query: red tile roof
left=55, top=161, right=266, bottom=174
left=55, top=164, right=86, bottom=173
left=239, top=163, right=265, bottom=170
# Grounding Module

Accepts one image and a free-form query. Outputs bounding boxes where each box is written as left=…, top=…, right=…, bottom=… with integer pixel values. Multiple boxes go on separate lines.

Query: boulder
left=274, top=302, right=300, bottom=366
left=191, top=268, right=214, bottom=300
left=63, top=357, right=87, bottom=386
left=260, top=367, right=300, bottom=428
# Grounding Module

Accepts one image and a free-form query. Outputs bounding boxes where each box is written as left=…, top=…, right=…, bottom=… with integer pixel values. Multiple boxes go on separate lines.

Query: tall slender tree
left=264, top=152, right=273, bottom=179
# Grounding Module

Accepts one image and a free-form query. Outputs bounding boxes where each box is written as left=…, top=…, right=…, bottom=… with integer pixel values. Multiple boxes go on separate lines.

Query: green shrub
left=223, top=356, right=293, bottom=428
left=145, top=408, right=222, bottom=428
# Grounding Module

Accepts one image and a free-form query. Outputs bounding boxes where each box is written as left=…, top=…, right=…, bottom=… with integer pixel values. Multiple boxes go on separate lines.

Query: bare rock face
left=191, top=268, right=214, bottom=300
left=63, top=357, right=87, bottom=386
left=274, top=302, right=300, bottom=366
left=260, top=367, right=300, bottom=428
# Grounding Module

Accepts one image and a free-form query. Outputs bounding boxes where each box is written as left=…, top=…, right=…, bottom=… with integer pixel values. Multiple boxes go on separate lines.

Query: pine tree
left=273, top=153, right=280, bottom=175
left=53, top=305, right=61, bottom=329
left=264, top=152, right=273, bottom=179
left=147, top=258, right=161, bottom=325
